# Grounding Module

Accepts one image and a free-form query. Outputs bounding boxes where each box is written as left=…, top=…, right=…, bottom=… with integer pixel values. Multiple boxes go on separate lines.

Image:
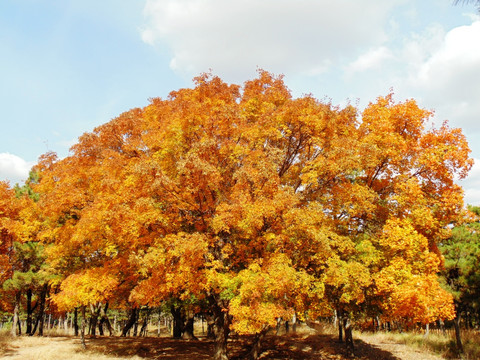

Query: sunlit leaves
left=28, top=71, right=473, bottom=333
left=52, top=267, right=119, bottom=311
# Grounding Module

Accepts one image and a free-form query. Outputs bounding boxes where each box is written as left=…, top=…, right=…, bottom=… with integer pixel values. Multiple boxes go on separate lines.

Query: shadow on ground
left=83, top=333, right=401, bottom=360
left=0, top=338, right=18, bottom=358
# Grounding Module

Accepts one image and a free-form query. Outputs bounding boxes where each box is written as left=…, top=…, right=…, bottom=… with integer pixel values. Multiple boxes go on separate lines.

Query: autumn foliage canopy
left=0, top=71, right=473, bottom=358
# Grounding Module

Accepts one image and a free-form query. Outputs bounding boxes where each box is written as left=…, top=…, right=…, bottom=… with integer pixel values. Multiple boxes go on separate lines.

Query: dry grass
left=0, top=332, right=143, bottom=360
left=460, top=330, right=480, bottom=360
left=357, top=329, right=480, bottom=360
left=357, top=331, right=446, bottom=360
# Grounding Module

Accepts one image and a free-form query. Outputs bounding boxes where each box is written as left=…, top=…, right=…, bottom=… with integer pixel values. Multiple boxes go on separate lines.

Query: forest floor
left=0, top=327, right=449, bottom=360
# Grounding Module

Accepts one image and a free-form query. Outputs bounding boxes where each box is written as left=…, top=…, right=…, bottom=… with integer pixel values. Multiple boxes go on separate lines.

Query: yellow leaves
left=380, top=219, right=428, bottom=259
left=324, top=256, right=371, bottom=305
left=228, top=253, right=319, bottom=334
left=52, top=267, right=119, bottom=311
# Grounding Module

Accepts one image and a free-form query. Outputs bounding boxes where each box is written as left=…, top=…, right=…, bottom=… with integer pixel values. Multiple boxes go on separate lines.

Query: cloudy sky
left=1, top=0, right=479, bottom=205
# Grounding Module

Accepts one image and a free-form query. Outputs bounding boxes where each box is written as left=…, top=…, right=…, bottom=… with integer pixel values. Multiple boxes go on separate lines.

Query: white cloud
left=346, top=46, right=393, bottom=76
left=140, top=1, right=480, bottom=203
left=404, top=19, right=480, bottom=133
left=0, top=153, right=34, bottom=186
left=459, top=158, right=480, bottom=206
left=141, top=0, right=402, bottom=82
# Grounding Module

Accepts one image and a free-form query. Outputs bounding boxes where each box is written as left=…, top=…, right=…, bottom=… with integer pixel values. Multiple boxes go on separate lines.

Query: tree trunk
left=98, top=316, right=104, bottom=336
left=74, top=308, right=79, bottom=336
left=89, top=303, right=101, bottom=337
left=139, top=306, right=150, bottom=337
left=423, top=323, right=430, bottom=339
left=133, top=318, right=138, bottom=336
left=171, top=305, right=184, bottom=338
left=98, top=303, right=113, bottom=336
left=343, top=316, right=354, bottom=356
left=11, top=292, right=21, bottom=337
left=275, top=318, right=281, bottom=335
left=182, top=311, right=197, bottom=340
left=206, top=314, right=215, bottom=339
left=292, top=313, right=297, bottom=333
left=64, top=315, right=69, bottom=334
left=121, top=307, right=138, bottom=337
left=453, top=312, right=464, bottom=354
left=248, top=326, right=270, bottom=360
left=35, top=284, right=47, bottom=336
left=80, top=306, right=86, bottom=350
left=26, top=288, right=33, bottom=335
left=211, top=297, right=230, bottom=360
left=337, top=309, right=343, bottom=343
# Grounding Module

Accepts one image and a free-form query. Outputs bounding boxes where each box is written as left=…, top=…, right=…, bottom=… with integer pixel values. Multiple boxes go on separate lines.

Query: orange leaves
left=130, top=232, right=209, bottom=304
left=379, top=273, right=455, bottom=324
left=28, top=71, right=473, bottom=334
left=0, top=182, right=22, bottom=285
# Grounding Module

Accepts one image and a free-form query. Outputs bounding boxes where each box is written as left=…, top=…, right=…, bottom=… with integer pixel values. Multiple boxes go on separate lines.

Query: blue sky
left=1, top=0, right=480, bottom=205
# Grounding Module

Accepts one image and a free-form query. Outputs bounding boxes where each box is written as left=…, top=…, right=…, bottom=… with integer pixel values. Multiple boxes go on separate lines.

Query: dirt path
left=355, top=334, right=444, bottom=360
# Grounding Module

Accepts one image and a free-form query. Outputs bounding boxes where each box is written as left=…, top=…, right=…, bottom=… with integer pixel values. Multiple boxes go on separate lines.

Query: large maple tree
left=31, top=71, right=472, bottom=359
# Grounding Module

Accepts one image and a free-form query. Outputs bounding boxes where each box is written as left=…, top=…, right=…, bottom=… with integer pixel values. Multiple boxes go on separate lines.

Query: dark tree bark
left=133, top=318, right=139, bottom=337
left=343, top=316, right=354, bottom=356
left=37, top=285, right=47, bottom=336
left=337, top=309, right=343, bottom=343
left=248, top=326, right=270, bottom=360
left=74, top=307, right=79, bottom=336
left=139, top=306, right=150, bottom=337
left=182, top=311, right=197, bottom=340
left=121, top=307, right=138, bottom=337
left=26, top=289, right=33, bottom=335
left=17, top=316, right=22, bottom=335
left=98, top=303, right=113, bottom=336
left=211, top=297, right=231, bottom=360
left=171, top=305, right=184, bottom=339
left=454, top=310, right=464, bottom=354
left=31, top=284, right=47, bottom=336
left=88, top=304, right=101, bottom=337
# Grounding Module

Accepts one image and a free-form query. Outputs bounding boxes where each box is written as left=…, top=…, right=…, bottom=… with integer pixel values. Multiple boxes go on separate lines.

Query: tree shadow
left=0, top=340, right=18, bottom=358
left=84, top=336, right=214, bottom=359
left=0, top=333, right=403, bottom=359
left=243, top=333, right=401, bottom=360
left=85, top=333, right=401, bottom=360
